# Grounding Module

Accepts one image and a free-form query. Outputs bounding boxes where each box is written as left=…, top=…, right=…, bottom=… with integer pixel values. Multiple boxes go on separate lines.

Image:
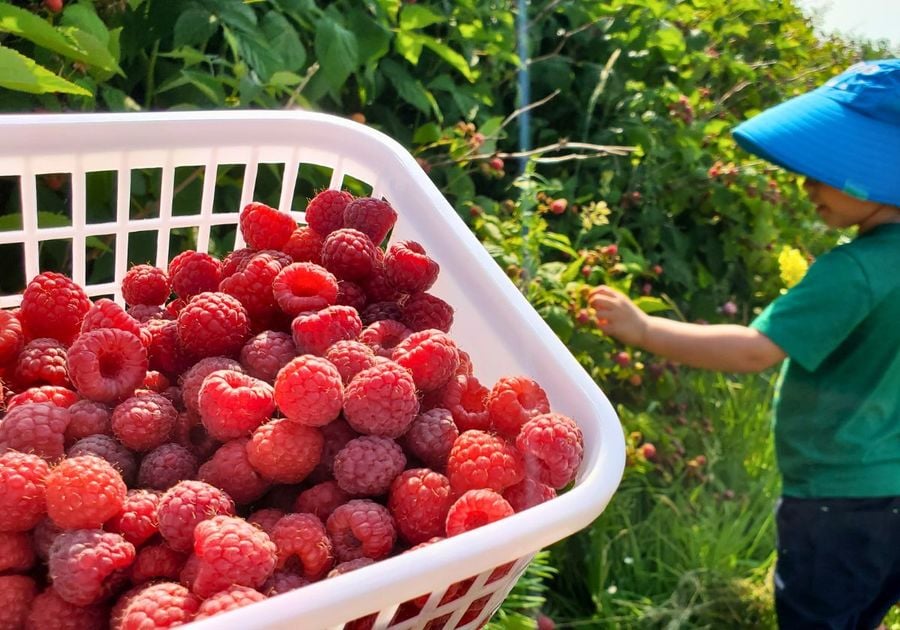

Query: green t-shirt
left=750, top=223, right=900, bottom=498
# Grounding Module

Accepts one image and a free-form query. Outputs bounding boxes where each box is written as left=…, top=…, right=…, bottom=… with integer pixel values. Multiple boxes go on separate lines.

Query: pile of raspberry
left=0, top=191, right=585, bottom=629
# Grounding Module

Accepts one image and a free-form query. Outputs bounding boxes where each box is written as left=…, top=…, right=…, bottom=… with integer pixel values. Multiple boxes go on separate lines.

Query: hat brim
left=732, top=90, right=900, bottom=206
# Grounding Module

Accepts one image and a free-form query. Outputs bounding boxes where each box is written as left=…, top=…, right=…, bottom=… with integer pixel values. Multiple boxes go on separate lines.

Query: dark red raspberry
left=262, top=569, right=309, bottom=596
left=67, top=434, right=137, bottom=486
left=67, top=328, right=147, bottom=403
left=137, top=443, right=198, bottom=490
left=516, top=413, right=584, bottom=489
left=198, top=438, right=270, bottom=505
left=117, top=581, right=200, bottom=629
left=0, top=530, right=35, bottom=572
left=456, top=349, right=473, bottom=376
left=157, top=480, right=235, bottom=553
left=112, top=392, right=177, bottom=452
left=191, top=515, right=277, bottom=597
left=324, top=340, right=377, bottom=383
left=14, top=338, right=69, bottom=388
left=388, top=468, right=452, bottom=544
left=272, top=262, right=338, bottom=316
left=336, top=280, right=367, bottom=311
left=105, top=488, right=161, bottom=546
left=273, top=355, right=343, bottom=426
left=439, top=373, right=490, bottom=431
left=384, top=241, right=439, bottom=293
left=270, top=513, right=333, bottom=579
left=27, top=588, right=107, bottom=630
left=283, top=225, right=324, bottom=264
left=327, top=557, right=375, bottom=577
left=391, top=329, right=459, bottom=392
left=0, top=310, right=24, bottom=366
left=221, top=247, right=255, bottom=279
left=198, top=369, right=274, bottom=441
left=445, top=489, right=514, bottom=537
left=176, top=292, right=251, bottom=360
left=80, top=299, right=142, bottom=338
left=179, top=356, right=243, bottom=415
left=503, top=477, right=557, bottom=512
left=142, top=319, right=189, bottom=378
left=446, top=430, right=524, bottom=495
left=0, top=575, right=36, bottom=630
left=32, top=517, right=62, bottom=561
left=311, top=418, right=359, bottom=481
left=333, top=436, right=406, bottom=496
left=291, top=304, right=362, bottom=356
left=321, top=229, right=379, bottom=282
left=46, top=455, right=127, bottom=529
left=246, top=418, right=323, bottom=484
left=487, top=376, right=551, bottom=438
left=0, top=402, right=69, bottom=461
left=163, top=297, right=188, bottom=319
left=64, top=399, right=111, bottom=445
left=294, top=481, right=349, bottom=522
left=342, top=197, right=397, bottom=246
left=342, top=362, right=419, bottom=438
left=401, top=292, right=453, bottom=333
left=20, top=272, right=91, bottom=345
left=359, top=300, right=403, bottom=326
left=122, top=264, right=171, bottom=306
left=326, top=499, right=396, bottom=562
left=240, top=331, right=295, bottom=383
left=219, top=251, right=283, bottom=327
left=0, top=451, right=49, bottom=531
left=140, top=369, right=171, bottom=394
left=402, top=408, right=459, bottom=471
left=361, top=262, right=403, bottom=304
left=168, top=250, right=222, bottom=299
left=193, top=585, right=266, bottom=620
left=6, top=385, right=78, bottom=411
left=247, top=508, right=285, bottom=534
left=305, top=189, right=354, bottom=237
left=127, top=304, right=165, bottom=323
left=48, top=529, right=135, bottom=605
left=359, top=319, right=411, bottom=358
left=130, top=544, right=186, bottom=584
left=239, top=202, right=296, bottom=250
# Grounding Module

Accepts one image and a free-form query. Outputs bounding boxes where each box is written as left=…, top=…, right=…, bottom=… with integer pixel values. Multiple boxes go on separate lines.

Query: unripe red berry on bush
left=549, top=199, right=568, bottom=214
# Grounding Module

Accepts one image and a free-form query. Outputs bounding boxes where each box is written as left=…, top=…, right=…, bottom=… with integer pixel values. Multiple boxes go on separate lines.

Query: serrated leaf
left=235, top=30, right=282, bottom=82
left=395, top=31, right=423, bottom=65
left=205, top=0, right=257, bottom=32
left=260, top=12, right=305, bottom=70
left=648, top=26, right=685, bottom=64
left=633, top=296, right=671, bottom=314
left=398, top=4, right=444, bottom=30
left=60, top=3, right=108, bottom=45
left=380, top=58, right=440, bottom=118
left=347, top=7, right=391, bottom=64
left=173, top=6, right=218, bottom=48
left=421, top=36, right=474, bottom=82
left=0, top=45, right=91, bottom=96
left=58, top=26, right=121, bottom=76
left=413, top=122, right=441, bottom=144
left=314, top=17, right=358, bottom=91
left=268, top=70, right=303, bottom=87
left=541, top=305, right=574, bottom=343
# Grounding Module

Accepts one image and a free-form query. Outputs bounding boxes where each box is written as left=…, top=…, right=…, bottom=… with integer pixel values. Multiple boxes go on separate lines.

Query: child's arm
left=589, top=285, right=786, bottom=373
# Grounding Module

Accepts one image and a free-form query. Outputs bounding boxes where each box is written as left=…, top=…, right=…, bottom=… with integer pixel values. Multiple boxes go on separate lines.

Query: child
left=590, top=59, right=900, bottom=629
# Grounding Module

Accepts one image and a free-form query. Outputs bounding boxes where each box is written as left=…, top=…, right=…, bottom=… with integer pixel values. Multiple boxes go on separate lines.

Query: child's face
left=803, top=179, right=895, bottom=233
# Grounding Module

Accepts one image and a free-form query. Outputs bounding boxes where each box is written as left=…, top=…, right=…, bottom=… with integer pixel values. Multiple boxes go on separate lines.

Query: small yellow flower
left=778, top=246, right=809, bottom=288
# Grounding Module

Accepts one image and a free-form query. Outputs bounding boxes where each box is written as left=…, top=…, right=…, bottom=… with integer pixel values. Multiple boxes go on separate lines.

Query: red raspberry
left=439, top=373, right=490, bottom=432
left=0, top=530, right=35, bottom=572
left=273, top=355, right=343, bottom=426
left=246, top=418, right=323, bottom=483
left=262, top=569, right=309, bottom=596
left=294, top=481, right=349, bottom=522
left=402, top=408, right=459, bottom=471
left=45, top=455, right=127, bottom=529
left=198, top=438, right=270, bottom=505
left=321, top=229, right=379, bottom=282
left=111, top=392, right=177, bottom=452
left=32, top=517, right=62, bottom=561
left=283, top=226, right=324, bottom=264
left=168, top=250, right=222, bottom=299
left=359, top=319, right=411, bottom=358
left=388, top=468, right=452, bottom=544
left=326, top=499, right=396, bottom=562
left=0, top=451, right=49, bottom=531
left=137, top=443, right=197, bottom=490
left=272, top=262, right=338, bottom=317
left=362, top=262, right=403, bottom=304
left=176, top=292, right=251, bottom=360
left=191, top=515, right=277, bottom=597
left=240, top=331, right=295, bottom=383
left=384, top=241, right=439, bottom=293
left=127, top=304, right=165, bottom=323
left=247, top=508, right=285, bottom=534
left=239, top=202, right=296, bottom=250
left=446, top=430, right=524, bottom=495
left=359, top=300, right=403, bottom=326
left=163, top=297, right=188, bottom=320
left=342, top=197, right=398, bottom=246
left=401, top=292, right=454, bottom=333
left=290, top=304, right=362, bottom=356
left=130, top=544, right=186, bottom=584
left=324, top=340, right=377, bottom=383
left=67, top=328, right=148, bottom=403
left=157, top=480, right=235, bottom=553
left=67, top=434, right=137, bottom=486
left=105, top=488, right=161, bottom=546
left=270, top=513, right=333, bottom=579
left=26, top=588, right=107, bottom=630
left=20, top=272, right=91, bottom=345
left=122, top=264, right=170, bottom=306
left=140, top=369, right=171, bottom=394
left=333, top=436, right=406, bottom=496
left=336, top=280, right=367, bottom=311
left=179, top=356, right=243, bottom=415
left=221, top=247, right=255, bottom=279
left=48, top=529, right=135, bottom=605
left=142, top=319, right=189, bottom=378
left=218, top=251, right=283, bottom=327
left=342, top=362, right=419, bottom=438
left=198, top=369, right=274, bottom=441
left=516, top=413, right=584, bottom=489
left=6, top=385, right=78, bottom=411
left=0, top=310, right=24, bottom=366
left=64, top=399, right=111, bottom=445
left=305, top=189, right=354, bottom=237
left=445, top=489, right=514, bottom=537
left=0, top=575, right=36, bottom=630
left=327, top=557, right=375, bottom=577
left=80, top=299, right=142, bottom=338
left=487, top=376, right=551, bottom=438
left=311, top=418, right=359, bottom=481
left=503, top=478, right=557, bottom=512
left=0, top=402, right=69, bottom=461
left=117, top=582, right=200, bottom=629
left=14, top=338, right=69, bottom=388
left=391, top=329, right=459, bottom=392
left=193, top=585, right=266, bottom=620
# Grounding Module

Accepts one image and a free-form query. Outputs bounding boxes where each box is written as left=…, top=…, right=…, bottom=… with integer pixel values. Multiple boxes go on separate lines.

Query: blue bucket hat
left=732, top=59, right=900, bottom=206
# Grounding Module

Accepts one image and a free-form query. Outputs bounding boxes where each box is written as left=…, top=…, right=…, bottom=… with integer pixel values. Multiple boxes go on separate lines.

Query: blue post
left=516, top=0, right=531, bottom=173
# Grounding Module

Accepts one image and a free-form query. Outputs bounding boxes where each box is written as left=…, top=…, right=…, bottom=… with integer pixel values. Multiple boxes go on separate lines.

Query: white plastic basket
left=0, top=111, right=625, bottom=630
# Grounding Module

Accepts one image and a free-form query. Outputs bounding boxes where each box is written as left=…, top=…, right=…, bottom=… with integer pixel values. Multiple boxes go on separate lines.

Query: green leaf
left=268, top=70, right=303, bottom=87
left=395, top=31, right=423, bottom=65
left=347, top=7, right=392, bottom=64
left=199, top=0, right=257, bottom=32
left=314, top=17, right=359, bottom=91
left=260, top=12, right=306, bottom=70
left=421, top=36, right=474, bottom=82
left=60, top=3, right=108, bottom=45
left=541, top=305, right=574, bottom=343
left=235, top=29, right=283, bottom=82
left=173, top=6, right=218, bottom=48
left=413, top=122, right=441, bottom=144
left=633, top=296, right=671, bottom=314
left=398, top=4, right=444, bottom=30
left=58, top=26, right=121, bottom=76
left=380, top=57, right=439, bottom=117
left=0, top=45, right=91, bottom=96
left=648, top=26, right=686, bottom=64
left=0, top=211, right=69, bottom=231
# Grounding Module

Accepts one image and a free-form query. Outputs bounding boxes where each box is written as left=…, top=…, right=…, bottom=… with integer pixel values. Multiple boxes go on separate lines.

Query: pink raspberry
left=333, top=436, right=406, bottom=496
left=79, top=299, right=142, bottom=338
left=157, top=480, right=235, bottom=553
left=137, top=443, right=198, bottom=490
left=446, top=430, right=524, bottom=495
left=26, top=588, right=107, bottom=630
left=0, top=310, right=24, bottom=366
left=247, top=508, right=285, bottom=535
left=105, top=488, right=161, bottom=546
left=273, top=262, right=339, bottom=316
left=67, top=328, right=148, bottom=403
left=178, top=356, right=243, bottom=416
left=290, top=304, right=362, bottom=356
left=176, top=292, right=251, bottom=360
left=122, top=264, right=171, bottom=306
left=48, top=529, right=135, bottom=605
left=391, top=329, right=459, bottom=392
left=5, top=385, right=78, bottom=411
left=14, top=338, right=69, bottom=388
left=240, top=202, right=296, bottom=250
left=45, top=455, right=127, bottom=529
left=143, top=319, right=189, bottom=378
left=0, top=575, right=36, bottom=630
left=0, top=402, right=69, bottom=461
left=487, top=376, right=551, bottom=438
left=168, top=250, right=222, bottom=299
left=240, top=331, right=296, bottom=383
left=198, top=438, right=270, bottom=505
left=262, top=569, right=309, bottom=596
left=342, top=362, right=419, bottom=438
left=439, top=373, right=490, bottom=432
left=516, top=413, right=584, bottom=489
left=445, top=489, right=514, bottom=537
left=283, top=225, right=324, bottom=264
left=0, top=531, right=35, bottom=572
left=359, top=319, right=411, bottom=358
left=191, top=515, right=277, bottom=598
left=388, top=468, right=452, bottom=545
left=193, top=585, right=266, bottom=620
left=270, top=513, right=333, bottom=580
left=19, top=272, right=91, bottom=345
left=273, top=355, right=343, bottom=426
left=311, top=418, right=359, bottom=481
left=246, top=418, right=323, bottom=484
left=130, top=544, right=186, bottom=584
left=294, top=481, right=349, bottom=522
left=336, top=280, right=367, bottom=311
left=67, top=434, right=137, bottom=486
left=64, top=399, right=111, bottom=445
left=321, top=228, right=379, bottom=282
left=402, top=408, right=459, bottom=471
left=384, top=241, right=439, bottom=293
left=401, top=292, right=454, bottom=333
left=326, top=499, right=396, bottom=562
left=116, top=582, right=200, bottom=629
left=218, top=251, right=283, bottom=327
left=503, top=478, right=557, bottom=512
left=0, top=451, right=49, bottom=531
left=198, top=369, right=274, bottom=441
left=111, top=392, right=177, bottom=452
left=305, top=189, right=354, bottom=237
left=342, top=197, right=398, bottom=246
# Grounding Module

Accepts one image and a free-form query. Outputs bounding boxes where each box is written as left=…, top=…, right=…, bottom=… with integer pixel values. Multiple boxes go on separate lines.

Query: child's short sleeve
left=750, top=249, right=871, bottom=372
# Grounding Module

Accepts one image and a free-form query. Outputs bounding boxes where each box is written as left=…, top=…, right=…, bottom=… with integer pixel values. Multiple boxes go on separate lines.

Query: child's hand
left=588, top=285, right=649, bottom=347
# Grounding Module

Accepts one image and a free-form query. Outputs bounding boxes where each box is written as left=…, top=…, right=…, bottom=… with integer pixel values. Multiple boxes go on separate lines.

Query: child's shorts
left=774, top=495, right=900, bottom=629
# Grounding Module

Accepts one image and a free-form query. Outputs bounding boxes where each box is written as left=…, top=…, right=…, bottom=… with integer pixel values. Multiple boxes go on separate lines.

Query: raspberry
left=333, top=436, right=406, bottom=496
left=5, top=385, right=78, bottom=411
left=130, top=544, right=186, bottom=584
left=336, top=280, right=367, bottom=311
left=116, top=582, right=200, bottom=629
left=401, top=292, right=453, bottom=333
left=0, top=402, right=69, bottom=461
left=294, top=481, right=349, bottom=522
left=487, top=376, right=551, bottom=438
left=45, top=455, right=127, bottom=529
left=193, top=585, right=266, bottom=620
left=272, top=262, right=338, bottom=317
left=217, top=254, right=280, bottom=327
left=14, top=338, right=69, bottom=388
left=140, top=369, right=171, bottom=394
left=157, top=480, right=235, bottom=553
left=321, top=229, right=379, bottom=282
left=342, top=362, right=419, bottom=438
left=359, top=300, right=403, bottom=326
left=402, top=408, right=459, bottom=471
left=262, top=569, right=309, bottom=596
left=359, top=319, right=411, bottom=358
left=516, top=413, right=584, bottom=489
left=127, top=304, right=165, bottom=323
left=0, top=451, right=49, bottom=531
left=142, top=319, right=189, bottom=378
left=391, top=329, right=459, bottom=392
left=291, top=304, right=362, bottom=356
left=0, top=531, right=35, bottom=572
left=220, top=247, right=255, bottom=279
left=48, top=529, right=135, bottom=605
left=67, top=327, right=147, bottom=403
left=305, top=189, right=354, bottom=237
left=239, top=202, right=296, bottom=250
left=445, top=489, right=514, bottom=537
left=240, top=331, right=296, bottom=383
left=0, top=575, right=36, bottom=630
left=503, top=478, right=557, bottom=512
left=105, top=489, right=161, bottom=546
left=111, top=392, right=177, bottom=452
left=342, top=197, right=398, bottom=246
left=328, top=557, right=375, bottom=577
left=197, top=369, right=274, bottom=441
left=446, top=430, right=524, bottom=495
left=20, top=272, right=91, bottom=345
left=439, top=373, right=490, bottom=431
left=0, top=310, right=24, bottom=366
left=322, top=340, right=375, bottom=384
left=283, top=225, right=324, bottom=264
left=362, top=263, right=403, bottom=304
left=179, top=356, right=243, bottom=415
left=388, top=468, right=452, bottom=545
left=247, top=508, right=285, bottom=534
left=312, top=418, right=359, bottom=481
left=326, top=499, right=396, bottom=563
left=176, top=292, right=251, bottom=359
left=26, top=588, right=107, bottom=630
left=64, top=399, right=111, bottom=445
left=168, top=250, right=222, bottom=299
left=67, top=434, right=137, bottom=486
left=32, top=517, right=62, bottom=561
left=80, top=299, right=142, bottom=338
left=137, top=443, right=198, bottom=490
left=246, top=418, right=323, bottom=484
left=273, top=355, right=343, bottom=426
left=270, top=513, right=333, bottom=579
left=383, top=241, right=439, bottom=293
left=191, top=515, right=277, bottom=597
left=122, top=265, right=171, bottom=306
left=198, top=438, right=270, bottom=505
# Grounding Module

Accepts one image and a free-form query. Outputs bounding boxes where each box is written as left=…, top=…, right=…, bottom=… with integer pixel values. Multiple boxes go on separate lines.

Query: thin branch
left=428, top=140, right=635, bottom=168
left=528, top=17, right=608, bottom=65
left=285, top=62, right=320, bottom=109
left=526, top=0, right=565, bottom=29
left=497, top=89, right=561, bottom=135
